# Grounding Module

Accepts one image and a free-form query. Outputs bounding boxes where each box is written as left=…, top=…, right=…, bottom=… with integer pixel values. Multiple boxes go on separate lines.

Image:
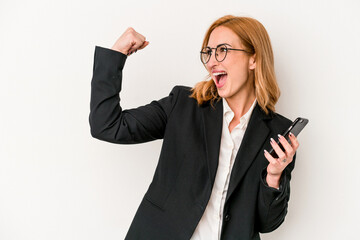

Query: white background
left=1, top=0, right=359, bottom=239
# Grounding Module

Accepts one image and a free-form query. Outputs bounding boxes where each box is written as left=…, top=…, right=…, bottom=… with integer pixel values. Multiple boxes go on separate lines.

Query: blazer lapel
left=226, top=103, right=272, bottom=202
left=201, top=99, right=223, bottom=187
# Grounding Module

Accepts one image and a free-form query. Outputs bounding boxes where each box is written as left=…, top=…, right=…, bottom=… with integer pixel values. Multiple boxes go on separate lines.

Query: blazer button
left=225, top=214, right=231, bottom=222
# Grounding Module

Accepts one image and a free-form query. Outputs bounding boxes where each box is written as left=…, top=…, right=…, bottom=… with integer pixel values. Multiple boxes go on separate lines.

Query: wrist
left=111, top=44, right=128, bottom=55
left=266, top=172, right=281, bottom=189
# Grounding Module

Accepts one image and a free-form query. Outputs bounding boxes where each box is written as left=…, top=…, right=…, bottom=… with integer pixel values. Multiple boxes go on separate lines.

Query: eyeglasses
left=200, top=44, right=249, bottom=64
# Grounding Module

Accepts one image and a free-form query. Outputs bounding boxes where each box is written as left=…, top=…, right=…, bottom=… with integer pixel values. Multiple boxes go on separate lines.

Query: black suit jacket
left=89, top=46, right=295, bottom=240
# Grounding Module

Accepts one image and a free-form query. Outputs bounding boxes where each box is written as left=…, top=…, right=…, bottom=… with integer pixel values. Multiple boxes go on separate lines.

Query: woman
left=89, top=15, right=299, bottom=240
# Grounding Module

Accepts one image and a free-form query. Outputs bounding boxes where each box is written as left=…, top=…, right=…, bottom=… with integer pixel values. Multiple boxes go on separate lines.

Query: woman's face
left=206, top=26, right=256, bottom=102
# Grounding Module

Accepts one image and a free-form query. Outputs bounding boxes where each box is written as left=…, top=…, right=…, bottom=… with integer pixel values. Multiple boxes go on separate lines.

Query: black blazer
left=89, top=46, right=295, bottom=240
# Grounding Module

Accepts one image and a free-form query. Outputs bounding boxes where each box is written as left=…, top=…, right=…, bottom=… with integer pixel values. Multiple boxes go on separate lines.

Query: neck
left=225, top=88, right=256, bottom=121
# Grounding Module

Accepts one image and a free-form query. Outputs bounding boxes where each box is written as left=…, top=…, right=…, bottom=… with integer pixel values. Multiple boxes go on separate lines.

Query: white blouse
left=190, top=98, right=257, bottom=240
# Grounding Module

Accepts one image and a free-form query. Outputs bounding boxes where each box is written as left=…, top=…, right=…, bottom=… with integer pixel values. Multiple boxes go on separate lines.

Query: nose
left=206, top=51, right=218, bottom=70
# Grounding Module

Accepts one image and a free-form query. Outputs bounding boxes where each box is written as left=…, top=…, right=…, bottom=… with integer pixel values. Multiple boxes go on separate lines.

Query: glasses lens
left=215, top=45, right=227, bottom=62
left=200, top=47, right=211, bottom=64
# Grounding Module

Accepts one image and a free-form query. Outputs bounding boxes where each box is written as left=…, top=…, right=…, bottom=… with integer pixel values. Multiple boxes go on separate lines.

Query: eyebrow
left=207, top=43, right=232, bottom=48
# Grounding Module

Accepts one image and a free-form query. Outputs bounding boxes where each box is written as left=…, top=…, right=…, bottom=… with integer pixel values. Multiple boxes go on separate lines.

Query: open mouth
left=213, top=71, right=227, bottom=88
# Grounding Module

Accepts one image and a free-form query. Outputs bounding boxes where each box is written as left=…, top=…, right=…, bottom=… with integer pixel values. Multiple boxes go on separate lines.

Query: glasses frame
left=200, top=44, right=249, bottom=64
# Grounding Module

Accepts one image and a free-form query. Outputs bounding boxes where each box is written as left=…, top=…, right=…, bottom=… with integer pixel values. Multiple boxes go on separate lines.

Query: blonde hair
left=190, top=15, right=280, bottom=114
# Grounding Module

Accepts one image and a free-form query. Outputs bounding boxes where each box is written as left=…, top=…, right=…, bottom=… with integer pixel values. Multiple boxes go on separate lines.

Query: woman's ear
left=249, top=54, right=256, bottom=70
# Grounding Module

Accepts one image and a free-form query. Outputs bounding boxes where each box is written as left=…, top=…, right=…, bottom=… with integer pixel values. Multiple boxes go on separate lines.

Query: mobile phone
left=268, top=117, right=309, bottom=158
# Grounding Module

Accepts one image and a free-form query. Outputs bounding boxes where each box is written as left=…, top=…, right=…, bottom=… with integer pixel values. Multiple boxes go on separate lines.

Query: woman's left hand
left=264, top=132, right=299, bottom=188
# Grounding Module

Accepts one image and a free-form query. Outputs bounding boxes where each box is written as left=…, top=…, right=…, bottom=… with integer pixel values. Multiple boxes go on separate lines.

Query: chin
left=217, top=89, right=230, bottom=99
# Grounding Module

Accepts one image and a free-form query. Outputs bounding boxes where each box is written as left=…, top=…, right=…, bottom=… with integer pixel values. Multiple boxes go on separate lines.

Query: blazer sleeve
left=89, top=46, right=179, bottom=144
left=257, top=153, right=296, bottom=233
